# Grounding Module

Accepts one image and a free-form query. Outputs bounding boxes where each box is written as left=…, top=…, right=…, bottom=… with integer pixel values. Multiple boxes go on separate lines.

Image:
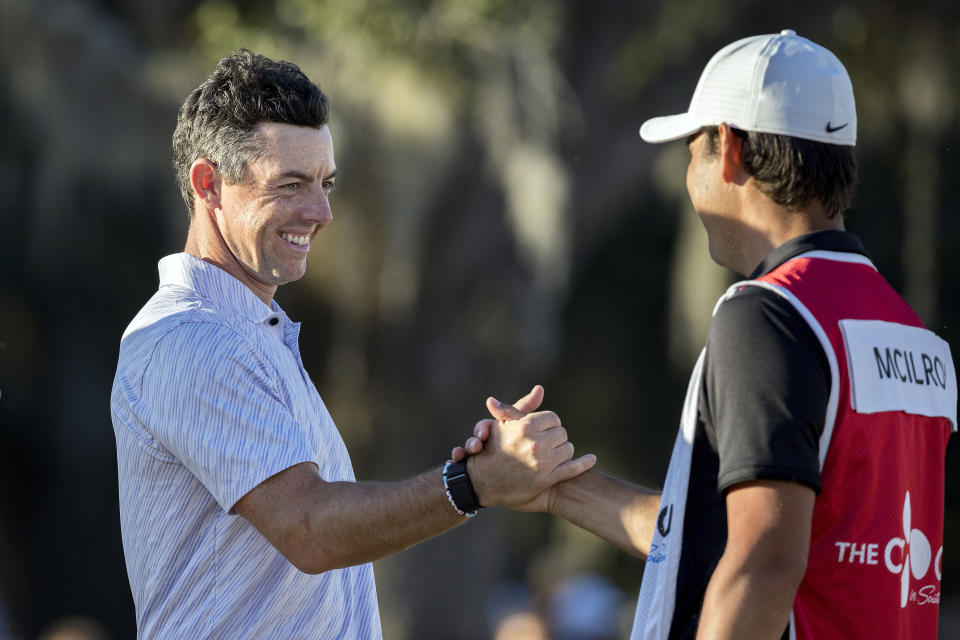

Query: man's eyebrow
left=274, top=168, right=337, bottom=182
left=275, top=170, right=314, bottom=183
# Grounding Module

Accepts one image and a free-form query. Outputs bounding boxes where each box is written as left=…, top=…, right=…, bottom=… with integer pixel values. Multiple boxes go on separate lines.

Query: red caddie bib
left=749, top=250, right=956, bottom=639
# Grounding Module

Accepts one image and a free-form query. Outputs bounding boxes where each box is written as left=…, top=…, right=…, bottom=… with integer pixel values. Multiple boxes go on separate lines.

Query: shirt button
left=269, top=317, right=279, bottom=326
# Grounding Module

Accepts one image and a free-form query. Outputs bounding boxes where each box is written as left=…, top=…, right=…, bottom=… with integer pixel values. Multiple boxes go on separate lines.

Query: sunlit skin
left=184, top=122, right=337, bottom=305
left=685, top=128, right=745, bottom=271
left=684, top=124, right=843, bottom=277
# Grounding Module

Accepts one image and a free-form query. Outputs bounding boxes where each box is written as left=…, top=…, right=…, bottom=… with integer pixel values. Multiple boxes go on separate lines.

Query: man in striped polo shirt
left=462, top=30, right=955, bottom=639
left=110, top=50, right=596, bottom=639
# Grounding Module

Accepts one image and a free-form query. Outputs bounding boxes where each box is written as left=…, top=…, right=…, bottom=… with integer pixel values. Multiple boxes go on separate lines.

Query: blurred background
left=1, top=0, right=959, bottom=638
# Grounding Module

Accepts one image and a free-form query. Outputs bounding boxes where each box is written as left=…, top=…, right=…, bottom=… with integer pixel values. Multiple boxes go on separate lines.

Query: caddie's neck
left=731, top=183, right=845, bottom=277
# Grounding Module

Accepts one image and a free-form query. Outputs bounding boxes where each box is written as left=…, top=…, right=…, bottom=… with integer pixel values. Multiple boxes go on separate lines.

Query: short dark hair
left=701, top=126, right=857, bottom=218
left=172, top=49, right=330, bottom=217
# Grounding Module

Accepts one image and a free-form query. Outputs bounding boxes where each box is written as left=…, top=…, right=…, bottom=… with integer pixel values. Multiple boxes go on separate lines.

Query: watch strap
left=442, top=459, right=483, bottom=517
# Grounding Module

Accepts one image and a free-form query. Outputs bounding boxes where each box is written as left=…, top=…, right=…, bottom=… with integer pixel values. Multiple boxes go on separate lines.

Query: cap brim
left=639, top=112, right=704, bottom=143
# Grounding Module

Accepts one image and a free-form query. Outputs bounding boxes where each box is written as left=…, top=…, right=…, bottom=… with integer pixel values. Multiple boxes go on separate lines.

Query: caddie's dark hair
left=701, top=126, right=858, bottom=218
left=172, top=49, right=330, bottom=217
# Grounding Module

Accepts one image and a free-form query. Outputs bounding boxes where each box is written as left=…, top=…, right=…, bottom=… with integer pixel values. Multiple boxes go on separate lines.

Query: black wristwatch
left=442, top=459, right=484, bottom=517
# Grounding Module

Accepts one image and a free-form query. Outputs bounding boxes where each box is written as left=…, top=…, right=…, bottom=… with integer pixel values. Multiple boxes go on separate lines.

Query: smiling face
left=213, top=121, right=336, bottom=300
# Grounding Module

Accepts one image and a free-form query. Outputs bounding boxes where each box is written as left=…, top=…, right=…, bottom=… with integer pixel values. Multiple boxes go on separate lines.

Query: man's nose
left=305, top=190, right=333, bottom=226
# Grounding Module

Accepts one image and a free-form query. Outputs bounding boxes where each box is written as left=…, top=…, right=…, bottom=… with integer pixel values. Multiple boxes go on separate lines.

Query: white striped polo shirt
left=110, top=253, right=381, bottom=639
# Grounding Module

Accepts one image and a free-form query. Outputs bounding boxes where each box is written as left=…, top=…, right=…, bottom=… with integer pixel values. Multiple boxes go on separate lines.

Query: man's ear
left=189, top=158, right=222, bottom=213
left=717, top=123, right=746, bottom=183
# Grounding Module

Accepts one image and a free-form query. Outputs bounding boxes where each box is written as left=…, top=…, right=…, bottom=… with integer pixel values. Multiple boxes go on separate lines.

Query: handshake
left=445, top=385, right=597, bottom=514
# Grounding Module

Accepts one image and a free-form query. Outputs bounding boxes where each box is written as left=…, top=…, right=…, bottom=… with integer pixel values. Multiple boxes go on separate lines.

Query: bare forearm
left=696, top=553, right=800, bottom=640
left=696, top=481, right=813, bottom=639
left=239, top=407, right=595, bottom=574
left=244, top=465, right=465, bottom=574
left=549, top=470, right=660, bottom=557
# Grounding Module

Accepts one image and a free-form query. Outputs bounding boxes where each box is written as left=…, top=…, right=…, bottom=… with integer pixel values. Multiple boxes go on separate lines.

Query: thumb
left=550, top=454, right=598, bottom=483
left=513, top=385, right=544, bottom=415
left=486, top=385, right=545, bottom=421
left=486, top=396, right=526, bottom=421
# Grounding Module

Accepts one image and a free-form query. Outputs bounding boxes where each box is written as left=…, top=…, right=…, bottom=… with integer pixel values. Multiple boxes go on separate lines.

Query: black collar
left=749, top=230, right=871, bottom=280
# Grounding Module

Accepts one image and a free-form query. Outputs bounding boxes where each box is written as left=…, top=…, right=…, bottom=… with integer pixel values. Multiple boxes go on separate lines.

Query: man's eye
left=322, top=181, right=335, bottom=193
left=280, top=182, right=301, bottom=190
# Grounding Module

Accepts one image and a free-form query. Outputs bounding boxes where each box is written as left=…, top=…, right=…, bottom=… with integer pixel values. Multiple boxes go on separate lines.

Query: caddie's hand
left=450, top=386, right=545, bottom=462
left=486, top=393, right=532, bottom=422
left=466, top=409, right=596, bottom=509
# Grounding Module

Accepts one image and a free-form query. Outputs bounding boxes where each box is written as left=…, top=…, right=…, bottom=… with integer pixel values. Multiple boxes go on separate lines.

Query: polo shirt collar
left=749, top=230, right=872, bottom=279
left=158, top=253, right=285, bottom=326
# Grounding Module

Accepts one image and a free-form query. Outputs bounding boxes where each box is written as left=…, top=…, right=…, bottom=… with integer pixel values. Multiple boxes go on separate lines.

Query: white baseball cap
left=639, top=29, right=857, bottom=146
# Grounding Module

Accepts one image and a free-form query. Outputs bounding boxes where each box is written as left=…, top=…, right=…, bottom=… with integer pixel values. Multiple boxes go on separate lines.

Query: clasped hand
left=455, top=386, right=595, bottom=512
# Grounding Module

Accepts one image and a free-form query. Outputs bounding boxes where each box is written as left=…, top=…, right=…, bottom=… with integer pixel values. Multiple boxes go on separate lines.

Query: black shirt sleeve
left=701, top=285, right=830, bottom=494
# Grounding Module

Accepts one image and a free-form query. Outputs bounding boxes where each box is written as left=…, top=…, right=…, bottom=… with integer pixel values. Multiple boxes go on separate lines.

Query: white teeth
left=281, top=233, right=309, bottom=247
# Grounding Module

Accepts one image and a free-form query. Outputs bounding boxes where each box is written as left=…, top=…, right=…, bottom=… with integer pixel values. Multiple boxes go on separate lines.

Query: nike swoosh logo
left=826, top=122, right=849, bottom=133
